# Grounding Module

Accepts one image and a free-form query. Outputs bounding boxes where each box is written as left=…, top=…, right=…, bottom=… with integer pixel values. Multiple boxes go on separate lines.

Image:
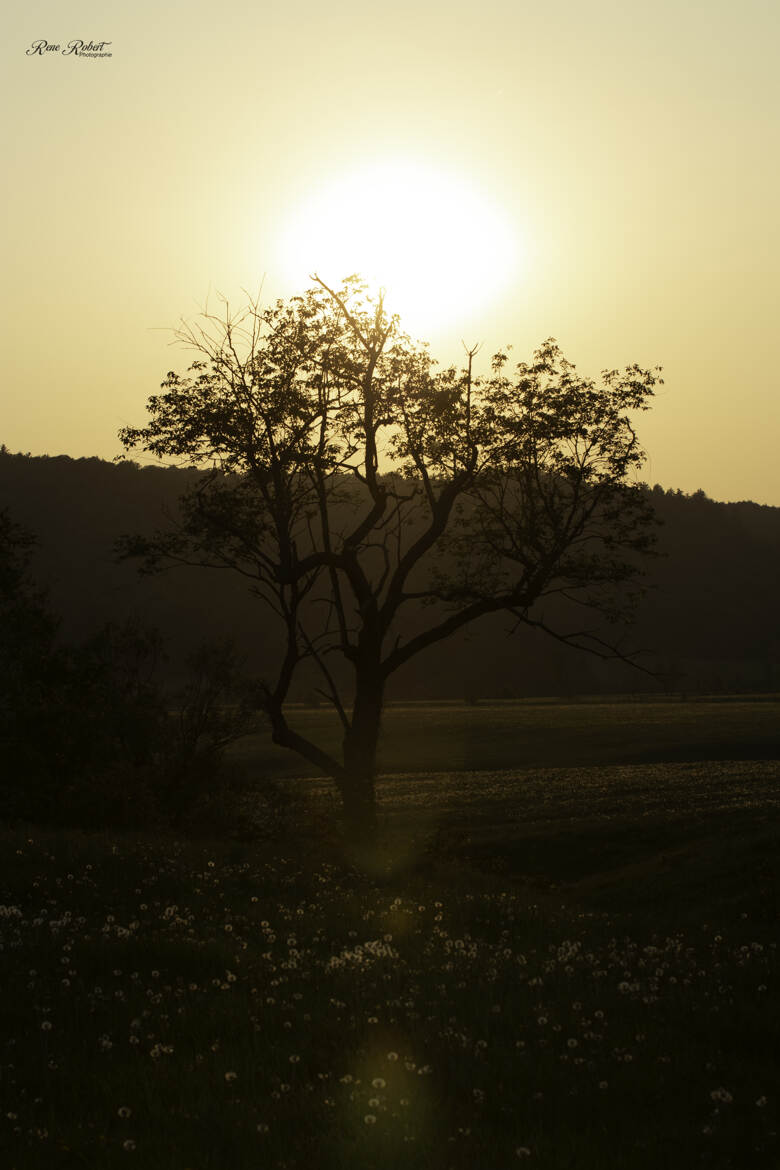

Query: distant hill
left=1, top=449, right=778, bottom=698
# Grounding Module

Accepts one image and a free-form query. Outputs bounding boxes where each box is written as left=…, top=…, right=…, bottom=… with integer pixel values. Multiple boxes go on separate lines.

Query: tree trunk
left=341, top=673, right=383, bottom=839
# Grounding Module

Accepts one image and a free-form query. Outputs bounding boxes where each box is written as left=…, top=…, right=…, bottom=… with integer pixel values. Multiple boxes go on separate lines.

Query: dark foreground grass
left=1, top=760, right=778, bottom=1169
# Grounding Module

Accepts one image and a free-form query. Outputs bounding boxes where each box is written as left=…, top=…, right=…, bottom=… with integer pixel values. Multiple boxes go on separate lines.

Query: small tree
left=119, top=276, right=661, bottom=836
left=0, top=509, right=62, bottom=814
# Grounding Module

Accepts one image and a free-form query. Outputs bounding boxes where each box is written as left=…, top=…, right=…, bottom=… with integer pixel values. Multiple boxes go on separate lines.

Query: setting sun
left=275, top=157, right=524, bottom=335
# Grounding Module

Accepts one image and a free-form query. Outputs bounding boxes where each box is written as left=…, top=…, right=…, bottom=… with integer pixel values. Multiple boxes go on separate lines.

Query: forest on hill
left=1, top=448, right=779, bottom=699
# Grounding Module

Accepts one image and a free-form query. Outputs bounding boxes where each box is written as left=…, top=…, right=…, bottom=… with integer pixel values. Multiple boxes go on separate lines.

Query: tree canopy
left=119, top=276, right=661, bottom=834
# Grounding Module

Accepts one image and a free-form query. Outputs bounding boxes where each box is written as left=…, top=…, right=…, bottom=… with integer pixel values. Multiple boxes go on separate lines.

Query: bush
left=0, top=510, right=290, bottom=836
left=180, top=767, right=309, bottom=842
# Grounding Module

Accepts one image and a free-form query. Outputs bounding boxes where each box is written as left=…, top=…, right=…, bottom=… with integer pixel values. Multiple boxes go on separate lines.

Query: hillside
left=1, top=450, right=778, bottom=698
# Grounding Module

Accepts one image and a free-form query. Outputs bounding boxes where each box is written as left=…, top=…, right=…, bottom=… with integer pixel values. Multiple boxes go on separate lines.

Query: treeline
left=1, top=449, right=779, bottom=699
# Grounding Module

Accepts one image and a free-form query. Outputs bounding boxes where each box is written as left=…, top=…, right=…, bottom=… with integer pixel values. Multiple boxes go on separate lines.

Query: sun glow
left=275, top=157, right=524, bottom=336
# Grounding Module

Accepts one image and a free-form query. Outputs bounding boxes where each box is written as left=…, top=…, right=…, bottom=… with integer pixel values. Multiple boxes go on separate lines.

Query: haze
left=2, top=0, right=779, bottom=504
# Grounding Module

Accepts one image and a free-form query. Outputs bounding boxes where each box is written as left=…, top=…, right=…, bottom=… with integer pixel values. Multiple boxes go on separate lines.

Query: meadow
left=230, top=696, right=780, bottom=776
left=1, top=699, right=778, bottom=1168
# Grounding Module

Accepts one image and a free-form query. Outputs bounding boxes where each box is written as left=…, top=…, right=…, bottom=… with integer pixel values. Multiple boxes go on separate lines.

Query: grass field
left=229, top=696, right=780, bottom=777
left=1, top=700, right=778, bottom=1168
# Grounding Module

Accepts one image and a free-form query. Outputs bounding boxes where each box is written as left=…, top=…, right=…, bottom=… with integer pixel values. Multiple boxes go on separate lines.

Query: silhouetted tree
left=0, top=507, right=58, bottom=672
left=0, top=516, right=168, bottom=823
left=0, top=510, right=254, bottom=827
left=0, top=509, right=64, bottom=813
left=119, top=277, right=661, bottom=836
left=160, top=638, right=256, bottom=825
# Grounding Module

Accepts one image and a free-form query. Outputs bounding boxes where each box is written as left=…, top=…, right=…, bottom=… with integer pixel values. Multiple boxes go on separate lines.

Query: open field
left=229, top=697, right=780, bottom=778
left=289, top=759, right=780, bottom=919
left=2, top=744, right=778, bottom=1168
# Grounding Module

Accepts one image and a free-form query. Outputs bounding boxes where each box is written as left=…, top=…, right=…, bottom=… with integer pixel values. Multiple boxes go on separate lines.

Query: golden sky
left=3, top=0, right=779, bottom=503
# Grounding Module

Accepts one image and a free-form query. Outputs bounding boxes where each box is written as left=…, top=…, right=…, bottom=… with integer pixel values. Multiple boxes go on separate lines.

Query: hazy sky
left=3, top=0, right=779, bottom=503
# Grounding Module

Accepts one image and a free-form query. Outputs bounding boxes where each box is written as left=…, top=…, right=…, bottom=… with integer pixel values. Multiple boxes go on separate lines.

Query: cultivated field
left=1, top=700, right=778, bottom=1168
